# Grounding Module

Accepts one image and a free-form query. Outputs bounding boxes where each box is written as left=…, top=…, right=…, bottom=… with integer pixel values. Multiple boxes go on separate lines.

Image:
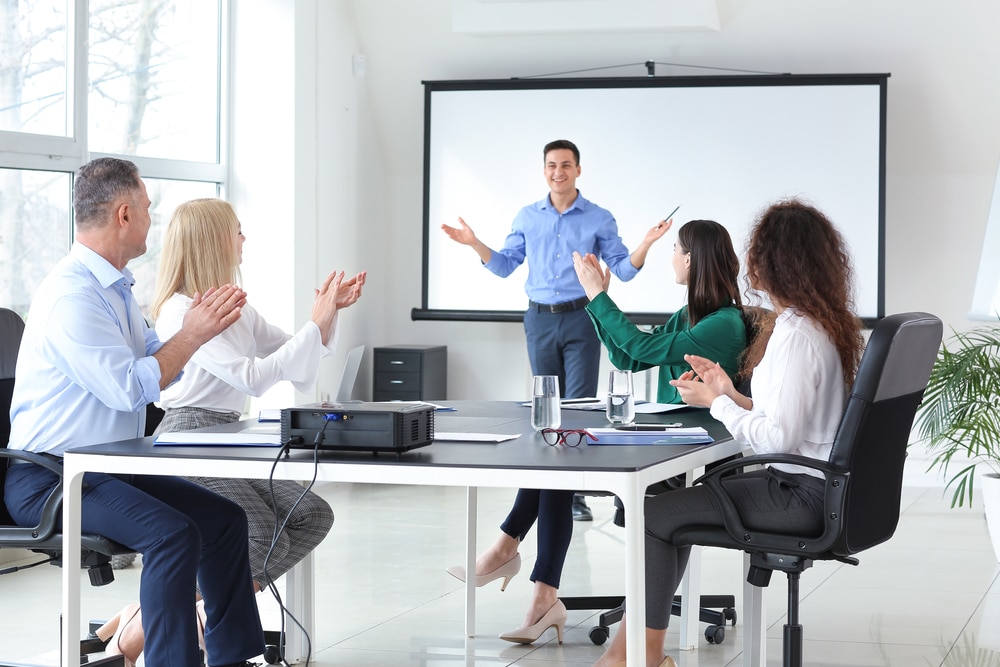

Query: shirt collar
left=70, top=242, right=135, bottom=290
left=541, top=190, right=586, bottom=213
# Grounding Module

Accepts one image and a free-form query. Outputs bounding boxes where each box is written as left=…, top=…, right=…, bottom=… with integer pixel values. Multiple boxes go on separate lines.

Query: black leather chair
left=0, top=307, right=133, bottom=665
left=671, top=311, right=943, bottom=667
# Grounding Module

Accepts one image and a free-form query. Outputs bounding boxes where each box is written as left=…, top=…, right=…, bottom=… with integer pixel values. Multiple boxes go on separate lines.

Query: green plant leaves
left=914, top=324, right=1000, bottom=508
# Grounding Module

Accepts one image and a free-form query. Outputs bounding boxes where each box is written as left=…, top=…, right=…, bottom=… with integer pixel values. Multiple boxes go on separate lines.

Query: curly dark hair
left=741, top=199, right=863, bottom=386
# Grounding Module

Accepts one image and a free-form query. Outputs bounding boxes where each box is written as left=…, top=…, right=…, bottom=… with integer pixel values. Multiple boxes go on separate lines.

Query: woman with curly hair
left=591, top=199, right=864, bottom=667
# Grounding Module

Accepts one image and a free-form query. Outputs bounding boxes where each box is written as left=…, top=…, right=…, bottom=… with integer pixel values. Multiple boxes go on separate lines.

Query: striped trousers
left=154, top=407, right=335, bottom=588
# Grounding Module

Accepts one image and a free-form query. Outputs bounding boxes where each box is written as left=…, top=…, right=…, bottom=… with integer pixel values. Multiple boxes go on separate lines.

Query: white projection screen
left=417, top=74, right=887, bottom=325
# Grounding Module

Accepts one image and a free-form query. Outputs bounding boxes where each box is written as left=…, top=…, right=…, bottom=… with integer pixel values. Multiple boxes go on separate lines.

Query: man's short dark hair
left=543, top=140, right=580, bottom=165
left=74, top=157, right=142, bottom=230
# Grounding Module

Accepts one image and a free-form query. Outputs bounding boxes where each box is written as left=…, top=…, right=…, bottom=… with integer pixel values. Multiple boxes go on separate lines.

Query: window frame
left=0, top=0, right=230, bottom=211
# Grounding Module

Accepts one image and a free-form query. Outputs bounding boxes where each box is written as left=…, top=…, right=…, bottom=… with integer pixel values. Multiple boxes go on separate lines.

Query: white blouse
left=155, top=293, right=338, bottom=414
left=710, top=308, right=847, bottom=477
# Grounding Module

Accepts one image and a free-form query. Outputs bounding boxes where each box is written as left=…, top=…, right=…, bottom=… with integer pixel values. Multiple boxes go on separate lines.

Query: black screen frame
left=415, top=73, right=888, bottom=327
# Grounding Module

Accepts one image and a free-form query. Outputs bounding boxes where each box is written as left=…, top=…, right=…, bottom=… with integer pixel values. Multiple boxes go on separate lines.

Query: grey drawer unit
left=373, top=345, right=447, bottom=401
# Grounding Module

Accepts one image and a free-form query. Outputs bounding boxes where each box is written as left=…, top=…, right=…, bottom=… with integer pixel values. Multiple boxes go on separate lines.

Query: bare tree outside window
left=89, top=0, right=220, bottom=161
left=1, top=0, right=224, bottom=315
left=0, top=0, right=68, bottom=136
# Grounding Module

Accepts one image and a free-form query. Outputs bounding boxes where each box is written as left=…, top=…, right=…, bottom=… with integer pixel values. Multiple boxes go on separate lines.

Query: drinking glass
left=606, top=369, right=635, bottom=425
left=531, top=375, right=561, bottom=432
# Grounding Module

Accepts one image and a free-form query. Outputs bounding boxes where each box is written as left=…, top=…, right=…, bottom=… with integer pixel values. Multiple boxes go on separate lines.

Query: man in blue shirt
left=3, top=157, right=264, bottom=667
left=442, top=139, right=668, bottom=519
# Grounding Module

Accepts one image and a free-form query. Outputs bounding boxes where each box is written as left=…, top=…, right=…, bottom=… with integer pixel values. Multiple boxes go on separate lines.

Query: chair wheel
left=588, top=625, right=610, bottom=645
left=705, top=625, right=725, bottom=644
left=263, top=644, right=282, bottom=664
left=723, top=607, right=738, bottom=625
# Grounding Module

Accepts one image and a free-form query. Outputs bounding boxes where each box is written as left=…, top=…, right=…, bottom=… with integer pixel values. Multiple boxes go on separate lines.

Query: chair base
left=560, top=594, right=737, bottom=645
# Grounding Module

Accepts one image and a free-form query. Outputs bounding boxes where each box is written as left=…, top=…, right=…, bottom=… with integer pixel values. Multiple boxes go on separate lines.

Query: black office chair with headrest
left=670, top=311, right=943, bottom=667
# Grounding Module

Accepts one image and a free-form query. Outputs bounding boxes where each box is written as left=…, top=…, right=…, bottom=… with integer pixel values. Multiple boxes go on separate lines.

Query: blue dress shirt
left=9, top=243, right=165, bottom=455
left=484, top=191, right=640, bottom=304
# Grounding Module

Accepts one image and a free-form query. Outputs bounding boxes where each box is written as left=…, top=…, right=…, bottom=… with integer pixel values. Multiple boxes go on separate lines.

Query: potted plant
left=915, top=322, right=1000, bottom=561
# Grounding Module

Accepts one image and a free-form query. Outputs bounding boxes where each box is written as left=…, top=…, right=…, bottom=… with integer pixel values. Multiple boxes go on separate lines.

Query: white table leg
left=62, top=459, right=85, bottom=667
left=743, top=552, right=766, bottom=667
left=285, top=550, right=315, bottom=662
left=622, top=478, right=647, bottom=667
left=464, top=486, right=478, bottom=637
left=678, top=544, right=702, bottom=650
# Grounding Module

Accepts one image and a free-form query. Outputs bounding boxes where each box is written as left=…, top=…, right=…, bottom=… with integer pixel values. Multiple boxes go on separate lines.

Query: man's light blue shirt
left=8, top=243, right=166, bottom=455
left=484, top=191, right=640, bottom=304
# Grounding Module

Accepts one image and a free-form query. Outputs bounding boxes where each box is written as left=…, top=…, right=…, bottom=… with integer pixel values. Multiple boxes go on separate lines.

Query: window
left=0, top=0, right=227, bottom=313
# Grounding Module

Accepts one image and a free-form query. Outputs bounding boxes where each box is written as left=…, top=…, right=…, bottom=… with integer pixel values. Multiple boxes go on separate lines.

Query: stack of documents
left=587, top=426, right=712, bottom=446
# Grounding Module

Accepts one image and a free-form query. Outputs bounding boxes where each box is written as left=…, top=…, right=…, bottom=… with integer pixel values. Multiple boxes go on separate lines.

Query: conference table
left=60, top=400, right=758, bottom=667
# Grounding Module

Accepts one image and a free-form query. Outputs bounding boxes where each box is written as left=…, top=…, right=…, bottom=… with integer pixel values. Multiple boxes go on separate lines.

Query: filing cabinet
left=373, top=345, right=447, bottom=401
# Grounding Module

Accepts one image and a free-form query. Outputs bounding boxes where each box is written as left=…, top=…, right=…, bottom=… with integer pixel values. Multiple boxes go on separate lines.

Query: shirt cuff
left=709, top=393, right=738, bottom=421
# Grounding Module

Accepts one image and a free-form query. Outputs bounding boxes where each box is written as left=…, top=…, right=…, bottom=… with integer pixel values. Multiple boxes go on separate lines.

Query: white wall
left=240, top=0, right=1000, bottom=402
left=231, top=0, right=378, bottom=407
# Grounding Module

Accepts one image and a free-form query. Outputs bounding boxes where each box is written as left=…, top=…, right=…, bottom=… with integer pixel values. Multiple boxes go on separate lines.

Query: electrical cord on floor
left=261, top=422, right=329, bottom=667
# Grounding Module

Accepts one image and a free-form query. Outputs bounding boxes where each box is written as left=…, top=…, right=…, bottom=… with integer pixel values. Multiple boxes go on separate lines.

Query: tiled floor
left=1, top=467, right=999, bottom=666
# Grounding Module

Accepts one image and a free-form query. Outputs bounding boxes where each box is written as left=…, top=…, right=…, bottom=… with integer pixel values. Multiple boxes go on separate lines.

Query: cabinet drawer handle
left=390, top=360, right=405, bottom=365
left=390, top=380, right=404, bottom=384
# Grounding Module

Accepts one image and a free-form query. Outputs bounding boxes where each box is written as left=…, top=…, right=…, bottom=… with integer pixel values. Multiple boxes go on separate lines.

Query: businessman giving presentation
left=441, top=139, right=669, bottom=522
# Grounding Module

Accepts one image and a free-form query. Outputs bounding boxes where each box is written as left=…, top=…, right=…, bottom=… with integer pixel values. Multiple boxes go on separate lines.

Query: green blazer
left=585, top=291, right=747, bottom=404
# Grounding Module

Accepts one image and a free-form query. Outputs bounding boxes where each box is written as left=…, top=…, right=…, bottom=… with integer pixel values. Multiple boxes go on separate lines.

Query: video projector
left=280, top=402, right=435, bottom=455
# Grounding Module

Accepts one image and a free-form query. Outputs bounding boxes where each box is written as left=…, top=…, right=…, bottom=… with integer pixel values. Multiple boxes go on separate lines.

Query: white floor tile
left=3, top=479, right=1000, bottom=667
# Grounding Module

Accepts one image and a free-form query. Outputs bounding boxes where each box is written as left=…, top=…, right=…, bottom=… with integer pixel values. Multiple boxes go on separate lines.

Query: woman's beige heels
left=499, top=599, right=567, bottom=644
left=98, top=602, right=144, bottom=667
left=446, top=552, right=521, bottom=591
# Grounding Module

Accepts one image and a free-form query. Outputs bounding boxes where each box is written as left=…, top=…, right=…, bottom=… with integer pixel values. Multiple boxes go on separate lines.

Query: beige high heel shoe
left=498, top=599, right=567, bottom=644
left=446, top=552, right=521, bottom=591
left=101, top=602, right=144, bottom=667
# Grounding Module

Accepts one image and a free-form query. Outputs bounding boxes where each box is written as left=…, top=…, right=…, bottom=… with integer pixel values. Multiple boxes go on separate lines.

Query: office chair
left=0, top=307, right=134, bottom=666
left=670, top=311, right=943, bottom=667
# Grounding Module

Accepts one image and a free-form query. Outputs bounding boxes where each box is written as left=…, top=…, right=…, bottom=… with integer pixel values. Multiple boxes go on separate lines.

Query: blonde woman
left=97, top=198, right=366, bottom=664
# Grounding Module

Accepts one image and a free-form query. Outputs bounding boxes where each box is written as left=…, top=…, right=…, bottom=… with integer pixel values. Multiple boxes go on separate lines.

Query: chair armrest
left=690, top=453, right=849, bottom=555
left=0, top=450, right=65, bottom=541
left=691, top=452, right=847, bottom=486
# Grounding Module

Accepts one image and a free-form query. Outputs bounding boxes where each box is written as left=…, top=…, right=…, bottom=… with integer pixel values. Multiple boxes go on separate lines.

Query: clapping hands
left=572, top=252, right=611, bottom=300
left=669, top=354, right=735, bottom=407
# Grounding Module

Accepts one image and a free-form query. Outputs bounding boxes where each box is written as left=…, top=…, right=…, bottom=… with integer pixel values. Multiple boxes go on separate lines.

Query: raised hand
left=336, top=270, right=367, bottom=309
left=441, top=217, right=493, bottom=264
left=643, top=218, right=673, bottom=246
left=572, top=252, right=611, bottom=300
left=311, top=270, right=345, bottom=345
left=441, top=217, right=478, bottom=246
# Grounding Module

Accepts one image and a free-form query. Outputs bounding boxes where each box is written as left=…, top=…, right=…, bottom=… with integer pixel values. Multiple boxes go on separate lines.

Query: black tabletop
left=69, top=400, right=733, bottom=474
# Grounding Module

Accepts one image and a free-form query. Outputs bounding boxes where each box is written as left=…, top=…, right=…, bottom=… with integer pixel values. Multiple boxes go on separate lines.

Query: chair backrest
left=0, top=308, right=26, bottom=526
left=827, top=311, right=942, bottom=556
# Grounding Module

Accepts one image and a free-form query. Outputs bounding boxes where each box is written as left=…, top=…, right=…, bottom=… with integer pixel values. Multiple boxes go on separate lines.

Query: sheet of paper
left=154, top=422, right=282, bottom=446
left=433, top=432, right=520, bottom=443
left=373, top=400, right=457, bottom=412
left=587, top=426, right=712, bottom=446
left=258, top=409, right=282, bottom=422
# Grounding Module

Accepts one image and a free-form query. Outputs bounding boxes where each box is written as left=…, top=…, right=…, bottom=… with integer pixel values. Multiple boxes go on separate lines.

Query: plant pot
left=983, top=473, right=1000, bottom=563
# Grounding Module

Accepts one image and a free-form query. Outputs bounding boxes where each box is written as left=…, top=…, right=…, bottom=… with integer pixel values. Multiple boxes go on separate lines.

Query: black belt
left=528, top=296, right=590, bottom=314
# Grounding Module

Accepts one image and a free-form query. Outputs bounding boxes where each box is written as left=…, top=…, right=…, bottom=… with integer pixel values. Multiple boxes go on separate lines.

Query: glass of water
left=606, top=369, right=635, bottom=425
left=531, top=375, right=561, bottom=432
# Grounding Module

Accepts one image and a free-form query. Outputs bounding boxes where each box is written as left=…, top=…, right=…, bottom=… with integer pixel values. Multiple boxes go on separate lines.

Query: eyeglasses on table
left=540, top=428, right=598, bottom=447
